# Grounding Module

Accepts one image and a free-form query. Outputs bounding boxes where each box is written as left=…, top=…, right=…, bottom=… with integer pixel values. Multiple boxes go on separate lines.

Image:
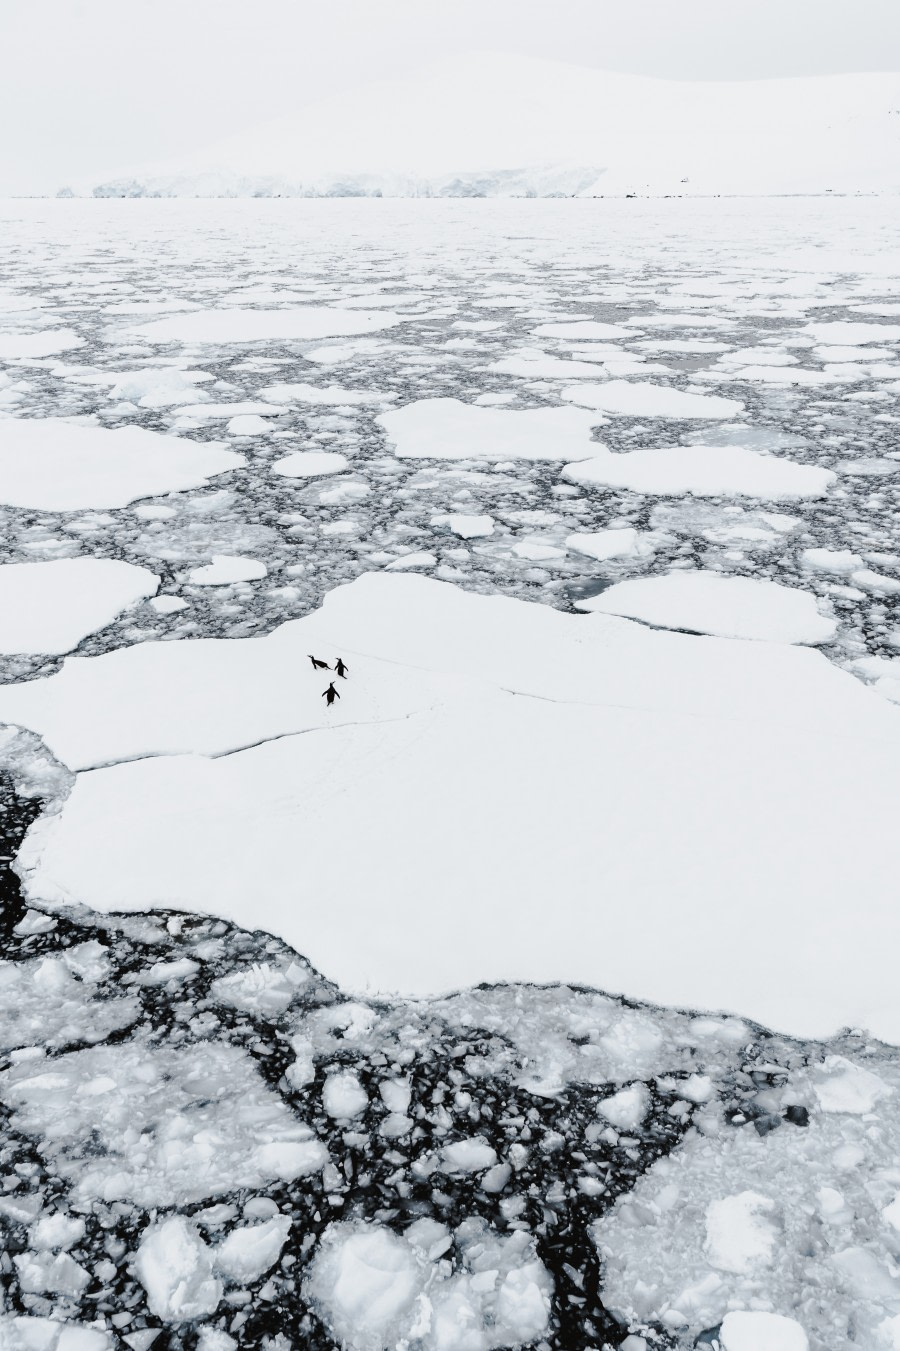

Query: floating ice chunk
left=812, top=1056, right=892, bottom=1113
left=0, top=559, right=159, bottom=655
left=441, top=1138, right=498, bottom=1173
left=305, top=1223, right=426, bottom=1349
left=254, top=1139, right=329, bottom=1180
left=705, top=1191, right=780, bottom=1273
left=210, top=962, right=307, bottom=1014
left=0, top=330, right=83, bottom=359
left=487, top=349, right=615, bottom=379
left=29, top=1213, right=85, bottom=1251
left=260, top=382, right=395, bottom=405
left=135, top=1216, right=223, bottom=1323
left=0, top=1317, right=113, bottom=1350
left=107, top=368, right=211, bottom=407
left=323, top=1072, right=368, bottom=1119
left=271, top=451, right=349, bottom=477
left=563, top=442, right=832, bottom=500
left=443, top=513, right=494, bottom=538
left=597, top=1084, right=649, bottom=1130
left=187, top=555, right=267, bottom=585
left=626, top=314, right=736, bottom=329
left=378, top=398, right=601, bottom=461
left=120, top=307, right=401, bottom=344
left=226, top=414, right=275, bottom=434
left=385, top=552, right=437, bottom=570
left=0, top=418, right=243, bottom=510
left=14, top=1251, right=90, bottom=1296
left=562, top=380, right=744, bottom=419
left=850, top=569, right=900, bottom=594
left=578, top=572, right=836, bottom=644
left=512, top=540, right=566, bottom=561
left=532, top=321, right=632, bottom=339
left=175, top=401, right=280, bottom=420
left=149, top=594, right=188, bottom=614
left=802, top=321, right=900, bottom=345
left=213, top=1215, right=291, bottom=1283
left=720, top=1311, right=808, bottom=1351
left=802, top=547, right=865, bottom=573
left=832, top=1246, right=900, bottom=1301
left=565, top=528, right=651, bottom=561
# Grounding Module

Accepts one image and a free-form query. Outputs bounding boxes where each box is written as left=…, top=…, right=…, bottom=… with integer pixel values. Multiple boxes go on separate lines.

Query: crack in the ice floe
left=65, top=709, right=430, bottom=775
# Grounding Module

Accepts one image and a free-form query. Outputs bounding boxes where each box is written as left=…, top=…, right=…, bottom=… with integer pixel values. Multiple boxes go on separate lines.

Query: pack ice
left=4, top=573, right=900, bottom=1042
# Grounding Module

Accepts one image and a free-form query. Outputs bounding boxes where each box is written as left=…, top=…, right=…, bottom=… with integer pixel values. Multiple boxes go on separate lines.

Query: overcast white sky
left=3, top=0, right=900, bottom=194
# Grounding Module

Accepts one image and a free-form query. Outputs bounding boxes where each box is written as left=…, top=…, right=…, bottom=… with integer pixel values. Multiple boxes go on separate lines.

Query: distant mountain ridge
left=79, top=52, right=900, bottom=198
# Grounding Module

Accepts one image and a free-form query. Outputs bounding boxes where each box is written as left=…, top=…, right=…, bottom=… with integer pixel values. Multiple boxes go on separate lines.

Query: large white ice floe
left=562, top=380, right=744, bottom=419
left=0, top=558, right=159, bottom=655
left=0, top=329, right=84, bottom=360
left=377, top=398, right=602, bottom=461
left=118, top=307, right=402, bottom=344
left=4, top=574, right=900, bottom=1041
left=0, top=418, right=244, bottom=510
left=561, top=442, right=834, bottom=499
left=577, top=572, right=837, bottom=644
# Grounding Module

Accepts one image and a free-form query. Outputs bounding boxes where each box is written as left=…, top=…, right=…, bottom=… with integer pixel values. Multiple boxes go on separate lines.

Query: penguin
left=309, top=655, right=330, bottom=670
left=322, top=682, right=340, bottom=706
left=334, top=657, right=349, bottom=679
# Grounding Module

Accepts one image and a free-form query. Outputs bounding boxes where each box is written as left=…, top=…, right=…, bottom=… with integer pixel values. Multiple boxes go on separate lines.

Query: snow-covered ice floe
left=378, top=398, right=603, bottom=461
left=0, top=559, right=159, bottom=655
left=562, top=380, right=745, bottom=419
left=577, top=571, right=837, bottom=644
left=0, top=418, right=243, bottom=510
left=116, top=306, right=403, bottom=344
left=3, top=573, right=900, bottom=1042
left=562, top=442, right=834, bottom=499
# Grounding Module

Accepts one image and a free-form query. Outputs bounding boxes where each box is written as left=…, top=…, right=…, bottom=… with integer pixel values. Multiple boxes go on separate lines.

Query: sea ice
left=134, top=1217, right=223, bottom=1323
left=0, top=559, right=159, bottom=655
left=562, top=379, right=744, bottom=418
left=187, top=555, right=268, bottom=585
left=0, top=329, right=83, bottom=359
left=119, top=307, right=402, bottom=344
left=260, top=382, right=395, bottom=405
left=0, top=418, right=243, bottom=510
left=720, top=1311, right=809, bottom=1351
left=271, top=451, right=349, bottom=477
left=9, top=574, right=900, bottom=1040
left=378, top=398, right=601, bottom=461
left=562, top=443, right=834, bottom=499
left=577, top=572, right=836, bottom=644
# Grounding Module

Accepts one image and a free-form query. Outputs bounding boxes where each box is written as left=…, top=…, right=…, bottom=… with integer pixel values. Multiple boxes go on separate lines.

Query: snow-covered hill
left=82, top=52, right=900, bottom=199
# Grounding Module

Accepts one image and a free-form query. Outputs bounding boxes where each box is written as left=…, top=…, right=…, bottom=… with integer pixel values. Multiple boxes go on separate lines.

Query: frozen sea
left=1, top=197, right=900, bottom=1351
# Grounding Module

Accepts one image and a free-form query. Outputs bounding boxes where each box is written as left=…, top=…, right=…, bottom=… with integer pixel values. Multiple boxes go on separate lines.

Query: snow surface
left=119, top=307, right=401, bottom=344
left=7, top=573, right=900, bottom=1041
left=562, top=380, right=744, bottom=419
left=271, top=451, right=349, bottom=478
left=562, top=443, right=835, bottom=500
left=377, top=398, right=602, bottom=461
left=0, top=418, right=243, bottom=510
left=0, top=559, right=159, bottom=655
left=578, top=572, right=837, bottom=644
left=187, top=555, right=268, bottom=586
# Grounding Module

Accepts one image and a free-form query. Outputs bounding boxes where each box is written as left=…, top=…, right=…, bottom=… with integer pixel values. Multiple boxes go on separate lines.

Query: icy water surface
left=2, top=198, right=900, bottom=1350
